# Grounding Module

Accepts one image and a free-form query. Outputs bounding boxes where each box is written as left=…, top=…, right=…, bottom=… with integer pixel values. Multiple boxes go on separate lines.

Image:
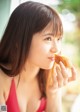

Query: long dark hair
left=0, top=1, right=63, bottom=96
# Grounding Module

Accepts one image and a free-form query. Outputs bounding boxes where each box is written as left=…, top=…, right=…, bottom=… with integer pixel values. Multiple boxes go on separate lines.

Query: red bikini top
left=6, top=79, right=46, bottom=112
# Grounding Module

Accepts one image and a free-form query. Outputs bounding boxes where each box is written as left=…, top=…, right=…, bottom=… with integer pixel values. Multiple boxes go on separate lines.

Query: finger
left=59, top=61, right=68, bottom=79
left=68, top=66, right=77, bottom=82
left=52, top=67, right=58, bottom=88
left=57, top=62, right=68, bottom=86
left=56, top=66, right=64, bottom=87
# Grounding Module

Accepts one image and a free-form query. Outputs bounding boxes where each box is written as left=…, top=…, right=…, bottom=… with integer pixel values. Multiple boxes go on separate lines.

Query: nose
left=50, top=40, right=61, bottom=54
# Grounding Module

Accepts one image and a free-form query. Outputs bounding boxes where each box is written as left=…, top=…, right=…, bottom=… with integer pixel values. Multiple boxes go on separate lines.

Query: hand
left=46, top=61, right=77, bottom=95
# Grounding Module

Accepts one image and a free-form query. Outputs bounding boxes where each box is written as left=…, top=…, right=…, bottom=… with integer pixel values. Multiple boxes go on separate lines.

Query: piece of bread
left=54, top=54, right=72, bottom=68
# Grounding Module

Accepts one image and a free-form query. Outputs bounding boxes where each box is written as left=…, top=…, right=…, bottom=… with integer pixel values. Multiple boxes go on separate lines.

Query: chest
left=17, top=89, right=41, bottom=112
left=17, top=96, right=41, bottom=112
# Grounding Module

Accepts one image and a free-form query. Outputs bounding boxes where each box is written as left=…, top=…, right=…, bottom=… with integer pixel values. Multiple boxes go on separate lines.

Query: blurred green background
left=53, top=0, right=80, bottom=112
left=0, top=0, right=80, bottom=112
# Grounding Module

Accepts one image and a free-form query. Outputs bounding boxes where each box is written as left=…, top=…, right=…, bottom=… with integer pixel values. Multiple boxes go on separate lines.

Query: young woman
left=0, top=1, right=76, bottom=112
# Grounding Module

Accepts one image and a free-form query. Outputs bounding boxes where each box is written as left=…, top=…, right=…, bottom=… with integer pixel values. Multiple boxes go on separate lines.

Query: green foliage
left=58, top=0, right=80, bottom=13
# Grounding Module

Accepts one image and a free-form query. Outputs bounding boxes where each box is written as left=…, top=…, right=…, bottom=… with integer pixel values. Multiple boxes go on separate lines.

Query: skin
left=0, top=22, right=76, bottom=112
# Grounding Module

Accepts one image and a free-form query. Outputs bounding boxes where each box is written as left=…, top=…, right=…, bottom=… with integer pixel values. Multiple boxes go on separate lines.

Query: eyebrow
left=43, top=33, right=54, bottom=36
left=43, top=33, right=63, bottom=40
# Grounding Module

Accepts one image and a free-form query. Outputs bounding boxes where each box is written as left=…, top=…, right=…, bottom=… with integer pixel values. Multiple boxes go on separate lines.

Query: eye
left=57, top=38, right=60, bottom=41
left=45, top=37, right=52, bottom=41
left=57, top=37, right=62, bottom=41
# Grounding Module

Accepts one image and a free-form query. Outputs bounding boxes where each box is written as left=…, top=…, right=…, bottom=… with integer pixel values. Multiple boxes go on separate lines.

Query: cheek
left=56, top=41, right=62, bottom=53
left=29, top=45, right=45, bottom=58
left=30, top=43, right=51, bottom=55
left=27, top=44, right=54, bottom=69
left=28, top=44, right=50, bottom=63
left=27, top=45, right=42, bottom=61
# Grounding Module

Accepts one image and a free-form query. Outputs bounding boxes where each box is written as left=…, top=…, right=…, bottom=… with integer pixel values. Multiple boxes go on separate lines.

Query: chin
left=46, top=66, right=53, bottom=69
left=41, top=64, right=54, bottom=70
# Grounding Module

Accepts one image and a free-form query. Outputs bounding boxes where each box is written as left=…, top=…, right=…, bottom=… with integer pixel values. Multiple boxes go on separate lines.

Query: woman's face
left=27, top=22, right=62, bottom=69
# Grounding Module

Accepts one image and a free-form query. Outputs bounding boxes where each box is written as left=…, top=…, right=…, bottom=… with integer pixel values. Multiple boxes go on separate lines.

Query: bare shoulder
left=0, top=69, right=12, bottom=103
left=0, top=69, right=12, bottom=87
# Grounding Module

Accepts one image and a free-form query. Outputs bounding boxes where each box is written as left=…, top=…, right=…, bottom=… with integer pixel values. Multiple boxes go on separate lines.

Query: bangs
left=46, top=5, right=63, bottom=37
left=51, top=15, right=63, bottom=37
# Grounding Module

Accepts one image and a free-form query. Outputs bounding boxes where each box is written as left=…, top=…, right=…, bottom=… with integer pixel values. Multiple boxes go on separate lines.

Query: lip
left=48, top=57, right=55, bottom=61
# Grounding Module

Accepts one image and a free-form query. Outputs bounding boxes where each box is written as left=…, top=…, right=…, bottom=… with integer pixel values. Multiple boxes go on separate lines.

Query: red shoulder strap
left=6, top=79, right=20, bottom=112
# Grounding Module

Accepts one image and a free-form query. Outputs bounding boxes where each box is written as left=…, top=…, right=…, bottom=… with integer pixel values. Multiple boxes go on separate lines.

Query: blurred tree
left=58, top=0, right=80, bottom=13
left=58, top=0, right=80, bottom=29
left=56, top=0, right=80, bottom=67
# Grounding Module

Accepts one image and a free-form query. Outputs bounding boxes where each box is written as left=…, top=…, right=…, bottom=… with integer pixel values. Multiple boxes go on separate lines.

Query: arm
left=0, top=75, right=6, bottom=104
left=45, top=90, right=62, bottom=112
left=0, top=92, right=6, bottom=104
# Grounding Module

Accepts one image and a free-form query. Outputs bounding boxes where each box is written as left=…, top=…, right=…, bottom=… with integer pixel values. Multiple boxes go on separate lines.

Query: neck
left=19, top=62, right=40, bottom=83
